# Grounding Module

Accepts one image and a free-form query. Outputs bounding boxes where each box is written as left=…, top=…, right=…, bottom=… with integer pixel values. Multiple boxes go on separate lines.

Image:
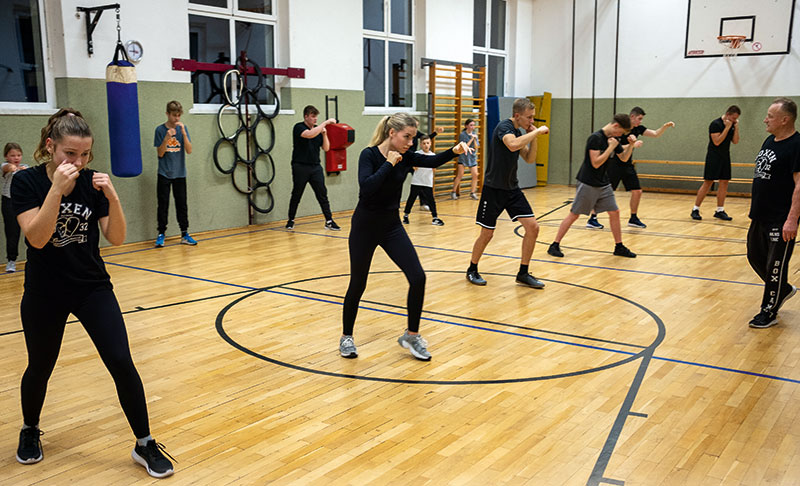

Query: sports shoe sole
left=340, top=350, right=358, bottom=359
left=516, top=278, right=545, bottom=289
left=131, top=449, right=174, bottom=478
left=398, top=339, right=431, bottom=361
left=466, top=274, right=487, bottom=286
left=749, top=317, right=778, bottom=329
left=586, top=224, right=604, bottom=230
left=627, top=222, right=646, bottom=229
left=16, top=452, right=43, bottom=464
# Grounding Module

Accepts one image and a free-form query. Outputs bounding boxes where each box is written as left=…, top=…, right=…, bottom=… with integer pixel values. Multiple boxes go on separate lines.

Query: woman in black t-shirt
left=11, top=109, right=174, bottom=478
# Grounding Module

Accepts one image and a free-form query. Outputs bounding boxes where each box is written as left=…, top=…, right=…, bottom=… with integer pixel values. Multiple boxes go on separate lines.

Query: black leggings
left=747, top=219, right=796, bottom=312
left=157, top=175, right=188, bottom=234
left=19, top=287, right=150, bottom=438
left=2, top=196, right=21, bottom=261
left=342, top=207, right=426, bottom=336
left=288, top=164, right=332, bottom=221
left=404, top=185, right=437, bottom=217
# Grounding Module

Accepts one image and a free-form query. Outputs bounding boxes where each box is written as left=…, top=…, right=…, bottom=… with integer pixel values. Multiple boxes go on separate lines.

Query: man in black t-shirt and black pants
left=466, top=98, right=549, bottom=288
left=746, top=98, right=800, bottom=328
left=547, top=114, right=638, bottom=258
left=691, top=105, right=741, bottom=221
left=286, top=105, right=340, bottom=231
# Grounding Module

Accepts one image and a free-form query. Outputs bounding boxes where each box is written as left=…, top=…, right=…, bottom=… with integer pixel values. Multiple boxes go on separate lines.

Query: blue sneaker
left=181, top=234, right=197, bottom=246
left=155, top=234, right=165, bottom=248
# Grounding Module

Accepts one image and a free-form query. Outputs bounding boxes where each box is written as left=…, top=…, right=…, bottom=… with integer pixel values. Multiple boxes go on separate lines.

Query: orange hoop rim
left=718, top=35, right=747, bottom=49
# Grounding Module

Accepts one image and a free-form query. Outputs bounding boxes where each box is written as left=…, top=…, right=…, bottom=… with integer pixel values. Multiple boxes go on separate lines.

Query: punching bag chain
left=115, top=7, right=122, bottom=45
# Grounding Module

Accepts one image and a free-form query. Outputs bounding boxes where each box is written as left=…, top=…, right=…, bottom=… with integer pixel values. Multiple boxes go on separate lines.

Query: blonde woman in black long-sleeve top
left=339, top=113, right=471, bottom=361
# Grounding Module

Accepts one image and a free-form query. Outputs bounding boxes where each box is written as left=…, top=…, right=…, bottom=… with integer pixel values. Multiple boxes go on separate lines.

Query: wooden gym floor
left=1, top=185, right=799, bottom=486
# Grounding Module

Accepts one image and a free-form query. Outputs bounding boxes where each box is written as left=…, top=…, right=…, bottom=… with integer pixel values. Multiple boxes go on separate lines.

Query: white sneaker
left=6, top=261, right=16, bottom=273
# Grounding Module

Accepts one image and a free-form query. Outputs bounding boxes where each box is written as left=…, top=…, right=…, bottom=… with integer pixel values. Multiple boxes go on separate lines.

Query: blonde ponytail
left=368, top=113, right=419, bottom=147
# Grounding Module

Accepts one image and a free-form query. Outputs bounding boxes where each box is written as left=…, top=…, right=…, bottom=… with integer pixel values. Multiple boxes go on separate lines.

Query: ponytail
left=368, top=113, right=418, bottom=147
left=34, top=108, right=94, bottom=163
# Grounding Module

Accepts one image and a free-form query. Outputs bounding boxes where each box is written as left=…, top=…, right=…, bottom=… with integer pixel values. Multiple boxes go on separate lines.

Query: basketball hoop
left=718, top=35, right=746, bottom=58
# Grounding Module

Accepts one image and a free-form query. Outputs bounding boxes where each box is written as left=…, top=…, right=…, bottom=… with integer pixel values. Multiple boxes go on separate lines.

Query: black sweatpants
left=19, top=287, right=150, bottom=438
left=403, top=185, right=437, bottom=217
left=2, top=196, right=21, bottom=261
left=157, top=175, right=188, bottom=234
left=288, top=164, right=332, bottom=221
left=342, top=207, right=426, bottom=336
left=747, top=219, right=796, bottom=313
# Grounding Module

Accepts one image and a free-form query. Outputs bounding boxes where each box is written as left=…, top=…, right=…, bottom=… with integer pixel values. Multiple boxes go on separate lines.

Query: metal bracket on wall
left=76, top=3, right=120, bottom=56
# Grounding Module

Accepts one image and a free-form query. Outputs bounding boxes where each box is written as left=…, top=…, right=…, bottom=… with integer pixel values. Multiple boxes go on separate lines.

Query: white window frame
left=363, top=0, right=415, bottom=112
left=188, top=0, right=277, bottom=113
left=473, top=0, right=508, bottom=97
left=0, top=0, right=56, bottom=114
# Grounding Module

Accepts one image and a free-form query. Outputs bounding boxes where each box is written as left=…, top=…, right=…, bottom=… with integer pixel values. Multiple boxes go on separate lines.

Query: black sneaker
left=466, top=269, right=487, bottom=286
left=547, top=242, right=564, bottom=258
left=325, top=220, right=341, bottom=231
left=778, top=285, right=798, bottom=311
left=132, top=440, right=175, bottom=478
left=613, top=244, right=637, bottom=258
left=285, top=220, right=295, bottom=230
left=749, top=310, right=778, bottom=329
left=714, top=210, right=732, bottom=221
left=16, top=427, right=43, bottom=464
left=691, top=209, right=702, bottom=220
left=402, top=215, right=410, bottom=224
left=628, top=216, right=647, bottom=229
left=516, top=273, right=545, bottom=289
left=431, top=218, right=444, bottom=226
left=586, top=216, right=604, bottom=230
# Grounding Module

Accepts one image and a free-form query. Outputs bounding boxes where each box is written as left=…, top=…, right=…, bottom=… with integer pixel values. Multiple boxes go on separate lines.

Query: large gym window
left=188, top=1, right=276, bottom=106
left=363, top=0, right=414, bottom=108
left=0, top=0, right=48, bottom=105
left=473, top=0, right=507, bottom=97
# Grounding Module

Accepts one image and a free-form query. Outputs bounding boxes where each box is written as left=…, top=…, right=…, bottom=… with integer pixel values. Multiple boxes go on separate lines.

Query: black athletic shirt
left=706, top=117, right=736, bottom=165
left=577, top=129, right=623, bottom=187
left=11, top=164, right=112, bottom=294
left=484, top=119, right=523, bottom=190
left=291, top=121, right=322, bottom=165
left=749, top=131, right=800, bottom=224
left=356, top=145, right=455, bottom=212
left=613, top=125, right=646, bottom=165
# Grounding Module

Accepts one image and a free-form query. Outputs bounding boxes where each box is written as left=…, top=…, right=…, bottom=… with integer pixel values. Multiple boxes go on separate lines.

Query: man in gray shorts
left=548, top=114, right=639, bottom=258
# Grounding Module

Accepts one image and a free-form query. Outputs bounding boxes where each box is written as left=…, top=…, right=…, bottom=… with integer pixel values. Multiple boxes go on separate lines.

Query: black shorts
left=608, top=160, right=641, bottom=191
left=476, top=186, right=535, bottom=229
left=703, top=157, right=732, bottom=181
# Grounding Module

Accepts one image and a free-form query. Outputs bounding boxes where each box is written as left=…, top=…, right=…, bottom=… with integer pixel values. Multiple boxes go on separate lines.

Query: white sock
left=716, top=207, right=724, bottom=212
left=137, top=435, right=153, bottom=447
left=693, top=205, right=700, bottom=211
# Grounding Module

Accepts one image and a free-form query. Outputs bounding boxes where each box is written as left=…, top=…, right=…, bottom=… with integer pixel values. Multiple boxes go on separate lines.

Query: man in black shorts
left=746, top=97, right=800, bottom=328
left=547, top=114, right=638, bottom=258
left=466, top=98, right=549, bottom=288
left=588, top=107, right=675, bottom=229
left=691, top=105, right=740, bottom=221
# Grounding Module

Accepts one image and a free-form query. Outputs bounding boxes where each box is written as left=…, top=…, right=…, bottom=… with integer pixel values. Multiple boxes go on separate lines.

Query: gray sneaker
left=398, top=331, right=431, bottom=361
left=339, top=335, right=358, bottom=358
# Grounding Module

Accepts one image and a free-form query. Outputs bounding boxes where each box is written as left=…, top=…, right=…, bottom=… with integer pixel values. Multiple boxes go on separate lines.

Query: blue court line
left=106, top=261, right=800, bottom=385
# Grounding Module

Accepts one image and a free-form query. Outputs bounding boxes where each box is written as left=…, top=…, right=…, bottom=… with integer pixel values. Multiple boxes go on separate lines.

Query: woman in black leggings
left=339, top=113, right=471, bottom=361
left=12, top=109, right=173, bottom=478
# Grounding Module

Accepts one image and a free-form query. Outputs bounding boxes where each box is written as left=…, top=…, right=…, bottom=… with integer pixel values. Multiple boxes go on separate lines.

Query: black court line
left=279, top=284, right=647, bottom=350
left=214, top=270, right=665, bottom=386
left=0, top=289, right=252, bottom=337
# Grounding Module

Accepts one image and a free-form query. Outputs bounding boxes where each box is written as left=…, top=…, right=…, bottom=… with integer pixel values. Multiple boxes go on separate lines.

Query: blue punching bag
left=486, top=96, right=500, bottom=144
left=106, top=43, right=142, bottom=177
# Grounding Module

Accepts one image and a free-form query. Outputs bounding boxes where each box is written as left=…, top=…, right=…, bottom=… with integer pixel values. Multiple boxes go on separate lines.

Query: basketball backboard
left=685, top=0, right=795, bottom=58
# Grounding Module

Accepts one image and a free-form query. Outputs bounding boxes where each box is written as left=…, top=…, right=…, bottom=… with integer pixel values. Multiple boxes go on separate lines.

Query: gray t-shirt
left=154, top=123, right=191, bottom=179
left=458, top=130, right=479, bottom=165
left=484, top=119, right=522, bottom=190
